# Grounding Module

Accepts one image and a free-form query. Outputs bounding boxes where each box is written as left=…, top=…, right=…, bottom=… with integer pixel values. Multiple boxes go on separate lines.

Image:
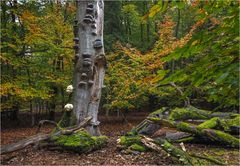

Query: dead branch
left=0, top=116, right=92, bottom=155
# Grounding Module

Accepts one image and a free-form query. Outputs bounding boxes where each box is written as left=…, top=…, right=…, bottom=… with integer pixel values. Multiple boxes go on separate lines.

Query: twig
left=36, top=120, right=60, bottom=134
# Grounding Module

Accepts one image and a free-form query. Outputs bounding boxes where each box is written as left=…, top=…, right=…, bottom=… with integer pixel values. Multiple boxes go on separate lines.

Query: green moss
left=147, top=117, right=161, bottom=122
left=92, top=136, right=108, bottom=147
left=197, top=116, right=240, bottom=132
left=148, top=117, right=176, bottom=127
left=226, top=115, right=240, bottom=127
left=51, top=130, right=108, bottom=153
left=213, top=130, right=240, bottom=148
left=177, top=122, right=200, bottom=135
left=149, top=107, right=168, bottom=117
left=125, top=131, right=138, bottom=136
left=169, top=107, right=208, bottom=121
left=174, top=136, right=195, bottom=143
left=129, top=143, right=146, bottom=152
left=119, top=135, right=142, bottom=147
left=197, top=117, right=220, bottom=130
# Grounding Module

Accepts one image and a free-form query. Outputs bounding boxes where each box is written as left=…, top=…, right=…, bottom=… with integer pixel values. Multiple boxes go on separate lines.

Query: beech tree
left=72, top=0, right=106, bottom=136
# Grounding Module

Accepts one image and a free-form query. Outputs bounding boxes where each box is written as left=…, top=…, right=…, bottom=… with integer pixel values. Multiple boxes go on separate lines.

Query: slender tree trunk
left=73, top=0, right=106, bottom=136
left=171, top=8, right=180, bottom=74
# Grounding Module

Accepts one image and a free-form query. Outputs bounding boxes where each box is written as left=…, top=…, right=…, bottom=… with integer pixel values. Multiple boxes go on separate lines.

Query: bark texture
left=73, top=0, right=106, bottom=136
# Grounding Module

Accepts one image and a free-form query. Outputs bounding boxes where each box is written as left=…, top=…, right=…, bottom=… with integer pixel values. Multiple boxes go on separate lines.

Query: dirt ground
left=1, top=112, right=239, bottom=165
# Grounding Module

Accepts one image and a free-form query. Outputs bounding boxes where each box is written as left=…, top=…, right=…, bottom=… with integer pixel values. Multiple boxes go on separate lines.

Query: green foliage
left=103, top=44, right=149, bottom=111
left=1, top=1, right=74, bottom=111
left=1, top=0, right=238, bottom=116
left=158, top=1, right=239, bottom=110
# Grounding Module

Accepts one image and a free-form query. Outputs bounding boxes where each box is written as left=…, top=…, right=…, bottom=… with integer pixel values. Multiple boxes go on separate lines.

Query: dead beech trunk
left=73, top=0, right=106, bottom=136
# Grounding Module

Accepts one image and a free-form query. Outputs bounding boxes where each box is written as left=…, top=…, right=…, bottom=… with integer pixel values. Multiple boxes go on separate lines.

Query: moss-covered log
left=0, top=116, right=108, bottom=155
left=50, top=130, right=108, bottom=153
left=177, top=122, right=240, bottom=148
left=141, top=136, right=195, bottom=165
left=147, top=116, right=240, bottom=147
left=117, top=133, right=147, bottom=153
left=134, top=106, right=239, bottom=137
left=168, top=106, right=238, bottom=121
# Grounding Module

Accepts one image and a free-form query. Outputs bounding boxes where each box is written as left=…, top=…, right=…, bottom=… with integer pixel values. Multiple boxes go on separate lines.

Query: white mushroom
left=66, top=85, right=73, bottom=93
left=64, top=103, right=73, bottom=111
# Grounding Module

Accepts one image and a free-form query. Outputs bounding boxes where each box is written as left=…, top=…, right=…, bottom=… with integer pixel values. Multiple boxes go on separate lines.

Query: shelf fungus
left=74, top=54, right=79, bottom=62
left=91, top=24, right=96, bottom=29
left=82, top=53, right=91, bottom=59
left=83, top=60, right=92, bottom=67
left=86, top=7, right=94, bottom=14
left=73, top=37, right=79, bottom=43
left=73, top=44, right=79, bottom=50
left=78, top=81, right=87, bottom=87
left=92, top=30, right=97, bottom=36
left=81, top=73, right=88, bottom=79
left=87, top=3, right=94, bottom=8
left=83, top=14, right=94, bottom=24
left=88, top=80, right=94, bottom=86
left=83, top=58, right=91, bottom=62
left=93, top=39, right=103, bottom=49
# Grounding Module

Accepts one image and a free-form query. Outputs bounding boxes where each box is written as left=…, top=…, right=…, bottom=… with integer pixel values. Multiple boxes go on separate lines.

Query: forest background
left=1, top=0, right=239, bottom=125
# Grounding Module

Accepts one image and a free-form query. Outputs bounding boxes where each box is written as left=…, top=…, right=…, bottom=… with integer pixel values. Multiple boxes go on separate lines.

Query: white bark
left=73, top=0, right=105, bottom=135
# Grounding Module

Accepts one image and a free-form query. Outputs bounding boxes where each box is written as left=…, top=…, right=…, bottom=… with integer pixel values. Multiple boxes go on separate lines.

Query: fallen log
left=141, top=135, right=194, bottom=165
left=0, top=116, right=92, bottom=155
left=177, top=122, right=240, bottom=148
left=0, top=134, right=50, bottom=155
left=147, top=117, right=240, bottom=147
left=134, top=106, right=239, bottom=137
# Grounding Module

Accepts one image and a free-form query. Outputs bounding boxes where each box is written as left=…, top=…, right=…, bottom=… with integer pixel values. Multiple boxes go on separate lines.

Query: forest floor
left=1, top=112, right=239, bottom=165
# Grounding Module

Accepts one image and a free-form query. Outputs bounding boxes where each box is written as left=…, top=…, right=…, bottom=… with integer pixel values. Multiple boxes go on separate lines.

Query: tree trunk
left=73, top=0, right=106, bottom=136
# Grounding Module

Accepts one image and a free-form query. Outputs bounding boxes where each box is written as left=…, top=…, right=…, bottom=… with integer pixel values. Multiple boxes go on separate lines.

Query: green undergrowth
left=51, top=130, right=108, bottom=153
